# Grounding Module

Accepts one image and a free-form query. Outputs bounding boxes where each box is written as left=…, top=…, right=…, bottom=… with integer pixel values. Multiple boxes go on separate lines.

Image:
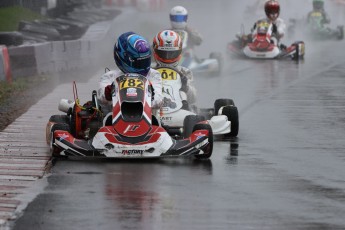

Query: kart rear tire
left=214, top=98, right=235, bottom=115
left=193, top=123, right=213, bottom=159
left=49, top=115, right=70, bottom=124
left=50, top=123, right=70, bottom=157
left=183, top=115, right=205, bottom=138
left=210, top=52, right=223, bottom=76
left=221, top=106, right=239, bottom=137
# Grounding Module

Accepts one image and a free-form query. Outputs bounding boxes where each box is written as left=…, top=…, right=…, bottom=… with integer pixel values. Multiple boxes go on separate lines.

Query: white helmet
left=170, top=6, right=188, bottom=30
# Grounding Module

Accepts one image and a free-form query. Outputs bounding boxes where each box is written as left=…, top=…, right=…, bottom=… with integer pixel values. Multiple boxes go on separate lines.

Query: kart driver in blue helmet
left=98, top=32, right=163, bottom=114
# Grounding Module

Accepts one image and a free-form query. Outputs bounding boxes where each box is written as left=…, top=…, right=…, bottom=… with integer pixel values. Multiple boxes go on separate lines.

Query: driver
left=307, top=0, right=331, bottom=25
left=152, top=30, right=197, bottom=110
left=98, top=32, right=163, bottom=114
left=242, top=0, right=286, bottom=49
left=169, top=5, right=202, bottom=50
left=252, top=0, right=286, bottom=47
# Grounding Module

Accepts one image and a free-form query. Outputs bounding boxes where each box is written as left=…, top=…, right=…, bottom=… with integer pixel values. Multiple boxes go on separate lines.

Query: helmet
left=170, top=6, right=188, bottom=30
left=153, top=30, right=182, bottom=67
left=313, top=0, right=324, bottom=10
left=114, top=31, right=151, bottom=76
left=265, top=0, right=280, bottom=21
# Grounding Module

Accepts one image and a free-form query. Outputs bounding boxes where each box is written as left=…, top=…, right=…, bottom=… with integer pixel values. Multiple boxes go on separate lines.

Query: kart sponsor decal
left=161, top=116, right=172, bottom=121
left=124, top=124, right=140, bottom=133
left=57, top=133, right=69, bottom=141
left=122, top=150, right=144, bottom=155
left=120, top=78, right=144, bottom=90
left=157, top=68, right=177, bottom=80
left=126, top=88, right=137, bottom=97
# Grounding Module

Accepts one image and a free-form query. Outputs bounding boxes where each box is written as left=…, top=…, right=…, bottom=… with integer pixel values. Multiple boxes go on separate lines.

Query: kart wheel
left=291, top=41, right=305, bottom=61
left=210, top=52, right=223, bottom=76
left=214, top=98, right=235, bottom=115
left=221, top=106, right=239, bottom=137
left=49, top=123, right=70, bottom=157
left=49, top=115, right=70, bottom=124
left=183, top=115, right=205, bottom=138
left=193, top=123, right=213, bottom=159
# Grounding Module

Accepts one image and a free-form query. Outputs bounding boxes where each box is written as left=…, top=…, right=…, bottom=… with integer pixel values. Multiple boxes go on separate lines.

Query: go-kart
left=288, top=13, right=344, bottom=40
left=227, top=19, right=305, bottom=60
left=174, top=29, right=223, bottom=76
left=46, top=73, right=213, bottom=159
left=156, top=67, right=239, bottom=139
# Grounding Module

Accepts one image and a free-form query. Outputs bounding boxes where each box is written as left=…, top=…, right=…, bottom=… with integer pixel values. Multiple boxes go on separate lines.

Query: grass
left=0, top=75, right=50, bottom=104
left=0, top=6, right=44, bottom=31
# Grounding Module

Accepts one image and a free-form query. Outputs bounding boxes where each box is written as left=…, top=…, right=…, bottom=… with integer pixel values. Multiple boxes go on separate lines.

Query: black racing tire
left=183, top=115, right=205, bottom=138
left=49, top=114, right=70, bottom=124
left=193, top=123, right=213, bottom=159
left=214, top=98, right=235, bottom=115
left=221, top=106, right=239, bottom=137
left=291, top=41, right=305, bottom=61
left=50, top=123, right=70, bottom=157
left=210, top=52, right=223, bottom=76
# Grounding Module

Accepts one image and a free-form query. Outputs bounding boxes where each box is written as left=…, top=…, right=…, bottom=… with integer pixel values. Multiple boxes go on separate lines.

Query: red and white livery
left=46, top=73, right=213, bottom=159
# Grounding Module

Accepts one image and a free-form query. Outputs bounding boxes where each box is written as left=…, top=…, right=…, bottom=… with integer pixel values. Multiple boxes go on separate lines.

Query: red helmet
left=265, top=0, right=280, bottom=21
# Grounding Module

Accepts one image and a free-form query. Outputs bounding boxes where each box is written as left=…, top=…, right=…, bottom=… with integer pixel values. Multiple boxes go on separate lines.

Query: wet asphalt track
left=11, top=0, right=345, bottom=229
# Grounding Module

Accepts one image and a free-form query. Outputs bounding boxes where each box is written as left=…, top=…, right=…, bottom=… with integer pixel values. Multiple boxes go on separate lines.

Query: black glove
left=180, top=75, right=189, bottom=93
left=181, top=100, right=190, bottom=111
left=149, top=84, right=155, bottom=101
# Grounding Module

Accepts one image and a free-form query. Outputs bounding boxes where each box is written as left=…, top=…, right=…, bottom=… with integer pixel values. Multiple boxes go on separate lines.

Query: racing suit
left=98, top=68, right=163, bottom=114
left=307, top=10, right=331, bottom=25
left=154, top=64, right=197, bottom=109
left=172, top=26, right=203, bottom=49
left=184, top=27, right=203, bottom=48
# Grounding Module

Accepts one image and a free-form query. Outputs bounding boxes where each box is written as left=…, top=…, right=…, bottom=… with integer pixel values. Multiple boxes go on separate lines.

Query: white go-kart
left=156, top=67, right=239, bottom=139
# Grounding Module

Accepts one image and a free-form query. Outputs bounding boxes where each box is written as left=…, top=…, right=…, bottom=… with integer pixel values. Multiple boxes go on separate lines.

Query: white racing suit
left=98, top=68, right=163, bottom=115
left=174, top=65, right=197, bottom=106
left=154, top=64, right=197, bottom=107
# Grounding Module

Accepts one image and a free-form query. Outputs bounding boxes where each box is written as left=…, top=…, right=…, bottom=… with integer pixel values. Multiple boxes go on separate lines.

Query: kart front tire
left=222, top=106, right=239, bottom=137
left=183, top=115, right=205, bottom=138
left=193, top=123, right=213, bottom=159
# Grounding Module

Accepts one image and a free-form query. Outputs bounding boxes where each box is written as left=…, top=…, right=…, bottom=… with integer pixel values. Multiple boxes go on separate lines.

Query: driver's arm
left=148, top=69, right=163, bottom=109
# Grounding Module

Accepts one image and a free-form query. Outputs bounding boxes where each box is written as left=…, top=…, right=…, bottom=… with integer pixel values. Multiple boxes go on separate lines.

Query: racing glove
left=149, top=84, right=155, bottom=102
left=180, top=75, right=189, bottom=93
left=104, top=84, right=113, bottom=101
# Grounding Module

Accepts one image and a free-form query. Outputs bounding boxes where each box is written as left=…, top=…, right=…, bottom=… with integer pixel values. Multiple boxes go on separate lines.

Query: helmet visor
left=170, top=14, right=188, bottom=23
left=155, top=49, right=181, bottom=60
left=129, top=56, right=151, bottom=70
left=267, top=7, right=279, bottom=14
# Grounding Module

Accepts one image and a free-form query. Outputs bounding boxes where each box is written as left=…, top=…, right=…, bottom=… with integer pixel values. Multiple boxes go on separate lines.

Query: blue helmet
left=114, top=32, right=151, bottom=76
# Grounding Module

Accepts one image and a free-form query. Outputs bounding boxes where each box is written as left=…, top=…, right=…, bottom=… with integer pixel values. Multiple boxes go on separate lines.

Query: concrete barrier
left=8, top=45, right=36, bottom=79
left=34, top=42, right=55, bottom=75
